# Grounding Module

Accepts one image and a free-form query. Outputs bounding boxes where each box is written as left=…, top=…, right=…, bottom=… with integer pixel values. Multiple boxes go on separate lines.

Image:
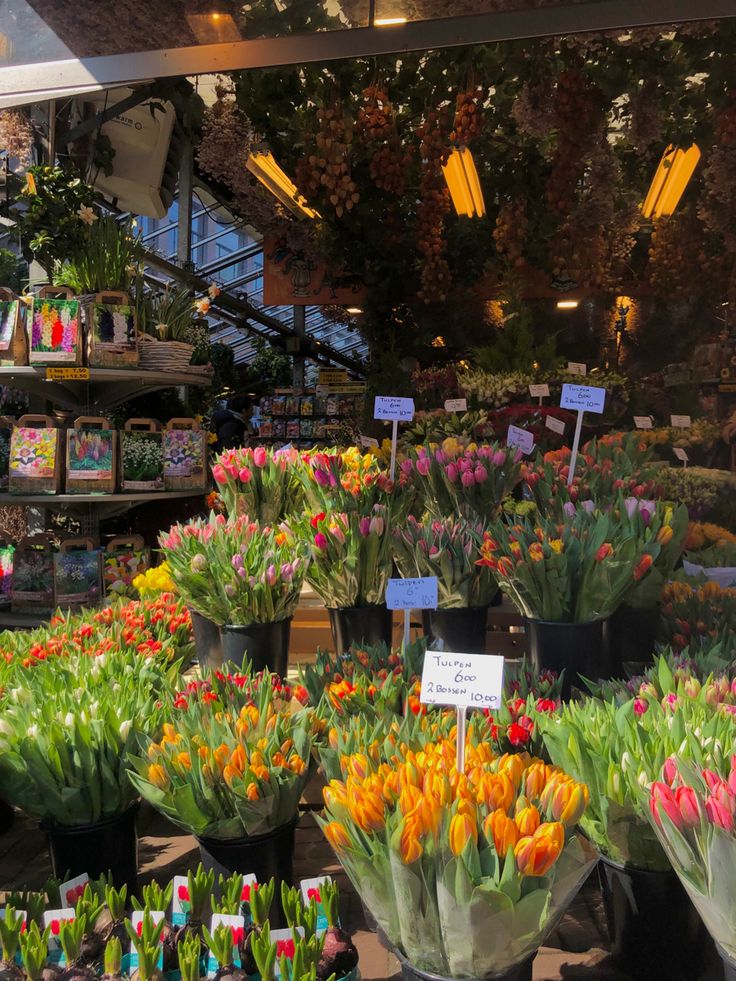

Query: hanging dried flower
left=0, top=109, right=33, bottom=166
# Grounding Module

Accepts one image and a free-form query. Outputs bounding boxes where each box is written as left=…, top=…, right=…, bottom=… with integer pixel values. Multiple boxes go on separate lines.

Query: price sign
left=318, top=368, right=348, bottom=385
left=634, top=416, right=653, bottom=429
left=386, top=577, right=438, bottom=610
left=671, top=414, right=692, bottom=428
left=506, top=424, right=535, bottom=455
left=45, top=367, right=90, bottom=381
left=529, top=383, right=550, bottom=400
left=545, top=415, right=566, bottom=435
left=360, top=435, right=378, bottom=448
left=373, top=396, right=415, bottom=421
left=673, top=447, right=689, bottom=466
left=567, top=362, right=587, bottom=376
left=444, top=398, right=467, bottom=413
left=560, top=384, right=607, bottom=414
left=421, top=651, right=504, bottom=710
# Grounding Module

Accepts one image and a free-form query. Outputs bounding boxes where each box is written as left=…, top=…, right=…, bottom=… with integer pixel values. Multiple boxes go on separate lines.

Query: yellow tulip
left=514, top=822, right=564, bottom=876
left=398, top=820, right=423, bottom=864
left=449, top=811, right=478, bottom=857
left=485, top=808, right=519, bottom=857
left=515, top=803, right=541, bottom=836
left=147, top=763, right=169, bottom=789
left=324, top=821, right=351, bottom=852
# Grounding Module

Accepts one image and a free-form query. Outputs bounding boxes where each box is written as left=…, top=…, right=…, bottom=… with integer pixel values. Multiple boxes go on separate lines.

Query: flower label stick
left=374, top=395, right=415, bottom=481
left=444, top=398, right=467, bottom=412
left=386, top=576, right=438, bottom=649
left=560, top=384, right=607, bottom=486
left=529, top=383, right=549, bottom=406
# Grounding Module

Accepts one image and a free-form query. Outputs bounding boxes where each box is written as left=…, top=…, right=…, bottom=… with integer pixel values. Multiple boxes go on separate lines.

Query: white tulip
left=119, top=720, right=132, bottom=741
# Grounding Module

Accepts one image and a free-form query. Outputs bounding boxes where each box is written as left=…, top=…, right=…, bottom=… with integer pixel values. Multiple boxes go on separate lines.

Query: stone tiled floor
left=0, top=800, right=635, bottom=981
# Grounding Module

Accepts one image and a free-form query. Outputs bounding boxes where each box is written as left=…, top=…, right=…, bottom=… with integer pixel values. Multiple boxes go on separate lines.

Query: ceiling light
left=346, top=306, right=364, bottom=314
left=641, top=144, right=701, bottom=219
left=442, top=146, right=485, bottom=218
left=374, top=16, right=408, bottom=25
left=556, top=300, right=579, bottom=310
left=246, top=148, right=320, bottom=220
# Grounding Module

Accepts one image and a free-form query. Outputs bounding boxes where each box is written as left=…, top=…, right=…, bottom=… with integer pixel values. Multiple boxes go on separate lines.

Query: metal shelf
left=0, top=609, right=47, bottom=629
left=0, top=366, right=210, bottom=413
left=0, top=489, right=206, bottom=522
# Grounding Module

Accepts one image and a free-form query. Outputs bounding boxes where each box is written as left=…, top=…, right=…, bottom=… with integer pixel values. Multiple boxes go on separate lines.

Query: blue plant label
left=560, top=384, right=606, bottom=415
left=373, top=396, right=414, bottom=422
left=386, top=577, right=438, bottom=611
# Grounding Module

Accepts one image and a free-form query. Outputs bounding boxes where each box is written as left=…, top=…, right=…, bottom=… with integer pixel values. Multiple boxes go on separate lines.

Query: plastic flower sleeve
left=388, top=843, right=444, bottom=973
left=435, top=834, right=596, bottom=978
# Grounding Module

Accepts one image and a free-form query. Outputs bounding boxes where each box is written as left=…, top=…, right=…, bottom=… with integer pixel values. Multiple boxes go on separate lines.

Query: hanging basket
left=137, top=334, right=194, bottom=371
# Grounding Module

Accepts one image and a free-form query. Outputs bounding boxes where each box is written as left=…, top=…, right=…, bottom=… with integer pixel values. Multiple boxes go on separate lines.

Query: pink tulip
left=281, top=563, right=294, bottom=583
left=359, top=516, right=371, bottom=537
left=703, top=769, right=724, bottom=793
left=212, top=464, right=227, bottom=484
left=314, top=532, right=328, bottom=551
left=474, top=464, right=488, bottom=483
left=227, top=463, right=239, bottom=478
left=253, top=447, right=267, bottom=468
left=416, top=456, right=430, bottom=477
left=662, top=757, right=678, bottom=786
left=458, top=457, right=472, bottom=473
left=434, top=449, right=448, bottom=464
left=369, top=514, right=384, bottom=536
left=238, top=467, right=252, bottom=483
left=675, top=786, right=701, bottom=828
left=706, top=795, right=734, bottom=831
left=650, top=782, right=682, bottom=830
left=266, top=564, right=277, bottom=587
left=461, top=470, right=475, bottom=487
left=400, top=459, right=414, bottom=476
left=492, top=450, right=506, bottom=467
left=633, top=698, right=648, bottom=716
left=446, top=463, right=458, bottom=483
left=330, top=524, right=346, bottom=545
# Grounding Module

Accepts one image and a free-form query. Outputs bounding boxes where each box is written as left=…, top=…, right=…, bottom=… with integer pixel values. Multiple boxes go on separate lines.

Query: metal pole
left=292, top=305, right=306, bottom=389
left=177, top=139, right=194, bottom=269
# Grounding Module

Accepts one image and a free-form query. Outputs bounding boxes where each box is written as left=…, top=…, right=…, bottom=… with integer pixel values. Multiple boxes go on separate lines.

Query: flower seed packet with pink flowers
left=28, top=297, right=82, bottom=364
left=271, top=926, right=305, bottom=979
left=43, top=910, right=75, bottom=965
left=129, top=911, right=165, bottom=970
left=60, top=873, right=90, bottom=908
left=206, top=914, right=245, bottom=976
left=300, top=876, right=332, bottom=933
left=162, top=425, right=206, bottom=488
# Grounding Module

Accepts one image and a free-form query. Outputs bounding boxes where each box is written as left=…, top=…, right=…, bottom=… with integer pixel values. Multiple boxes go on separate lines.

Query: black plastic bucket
left=524, top=618, right=605, bottom=699
left=197, top=819, right=297, bottom=927
left=44, top=804, right=138, bottom=894
left=219, top=618, right=291, bottom=677
left=421, top=606, right=489, bottom=654
left=603, top=604, right=660, bottom=677
left=719, top=946, right=736, bottom=981
left=190, top=610, right=224, bottom=670
left=394, top=946, right=534, bottom=981
left=0, top=798, right=14, bottom=835
left=599, top=856, right=704, bottom=981
left=328, top=605, right=393, bottom=653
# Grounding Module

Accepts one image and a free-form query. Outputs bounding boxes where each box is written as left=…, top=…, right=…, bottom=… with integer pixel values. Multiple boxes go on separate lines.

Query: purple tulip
left=563, top=501, right=576, bottom=518
left=266, top=564, right=278, bottom=587
left=581, top=500, right=595, bottom=513
left=237, top=567, right=248, bottom=579
left=313, top=468, right=330, bottom=487
left=281, top=562, right=294, bottom=583
left=369, top=514, right=385, bottom=536
left=231, top=553, right=244, bottom=570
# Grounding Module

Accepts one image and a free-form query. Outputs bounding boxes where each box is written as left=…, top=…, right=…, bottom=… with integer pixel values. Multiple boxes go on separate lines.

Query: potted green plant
left=137, top=286, right=198, bottom=371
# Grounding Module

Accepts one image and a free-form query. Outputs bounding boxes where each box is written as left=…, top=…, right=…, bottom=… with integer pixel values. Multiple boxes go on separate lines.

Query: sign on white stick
left=670, top=415, right=691, bottom=429
left=506, top=424, right=535, bottom=455
left=420, top=651, right=504, bottom=710
left=567, top=362, right=587, bottom=376
left=560, top=384, right=607, bottom=414
left=634, top=416, right=653, bottom=429
left=386, top=577, right=438, bottom=611
left=444, top=398, right=467, bottom=413
left=374, top=396, right=415, bottom=421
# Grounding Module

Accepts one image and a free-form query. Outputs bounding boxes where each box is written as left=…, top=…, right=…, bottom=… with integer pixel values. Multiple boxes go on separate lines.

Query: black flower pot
left=603, top=604, right=660, bottom=677
left=220, top=618, right=291, bottom=677
left=394, top=946, right=534, bottom=981
left=524, top=617, right=605, bottom=699
left=719, top=946, right=736, bottom=981
left=421, top=606, right=489, bottom=654
left=599, top=856, right=704, bottom=981
left=0, top=798, right=14, bottom=835
left=44, top=803, right=138, bottom=894
left=328, top=605, right=393, bottom=653
left=190, top=610, right=224, bottom=670
left=197, top=819, right=297, bottom=927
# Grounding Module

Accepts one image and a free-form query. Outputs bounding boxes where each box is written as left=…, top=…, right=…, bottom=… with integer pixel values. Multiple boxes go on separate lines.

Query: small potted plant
left=0, top=906, right=25, bottom=981
left=125, top=913, right=164, bottom=981
left=136, top=286, right=197, bottom=371
left=18, top=923, right=51, bottom=981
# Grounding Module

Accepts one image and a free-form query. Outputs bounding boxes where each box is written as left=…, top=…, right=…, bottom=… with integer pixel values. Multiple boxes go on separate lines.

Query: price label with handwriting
left=506, top=424, right=535, bottom=455
left=529, top=384, right=550, bottom=398
left=545, top=415, right=566, bottom=435
left=374, top=396, right=415, bottom=422
left=671, top=414, right=691, bottom=428
left=386, top=577, right=438, bottom=610
left=567, top=362, right=587, bottom=376
left=634, top=416, right=653, bottom=429
left=444, top=398, right=467, bottom=413
left=421, top=651, right=504, bottom=710
left=560, top=383, right=606, bottom=414
left=673, top=447, right=689, bottom=464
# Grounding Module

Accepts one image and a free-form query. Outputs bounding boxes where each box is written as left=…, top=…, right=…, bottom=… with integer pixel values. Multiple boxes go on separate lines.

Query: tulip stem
left=456, top=706, right=467, bottom=774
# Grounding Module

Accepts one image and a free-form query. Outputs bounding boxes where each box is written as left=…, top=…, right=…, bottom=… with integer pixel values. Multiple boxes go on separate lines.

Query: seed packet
left=121, top=420, right=163, bottom=491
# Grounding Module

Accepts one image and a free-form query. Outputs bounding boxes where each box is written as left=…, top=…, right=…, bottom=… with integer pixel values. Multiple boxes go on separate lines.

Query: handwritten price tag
left=374, top=396, right=415, bottom=421
left=634, top=416, right=653, bottom=429
left=560, top=384, right=606, bottom=414
left=444, top=398, right=467, bottom=412
left=506, top=424, right=535, bottom=455
left=545, top=415, right=566, bottom=435
left=673, top=447, right=689, bottom=464
left=529, top=384, right=550, bottom=399
left=670, top=414, right=692, bottom=428
left=567, top=362, right=587, bottom=376
left=420, top=651, right=504, bottom=710
left=386, top=577, right=438, bottom=610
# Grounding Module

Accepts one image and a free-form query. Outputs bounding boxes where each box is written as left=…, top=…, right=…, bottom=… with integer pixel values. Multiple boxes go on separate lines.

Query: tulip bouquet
left=401, top=442, right=522, bottom=522
left=540, top=692, right=736, bottom=870
left=301, top=506, right=392, bottom=609
left=647, top=755, right=736, bottom=961
left=612, top=498, right=688, bottom=609
left=159, top=514, right=307, bottom=626
left=128, top=674, right=313, bottom=839
left=589, top=644, right=736, bottom=704
left=660, top=579, right=736, bottom=654
left=320, top=736, right=595, bottom=977
left=212, top=445, right=300, bottom=522
left=392, top=515, right=498, bottom=608
left=477, top=505, right=662, bottom=622
left=0, top=649, right=174, bottom=825
left=298, top=448, right=393, bottom=513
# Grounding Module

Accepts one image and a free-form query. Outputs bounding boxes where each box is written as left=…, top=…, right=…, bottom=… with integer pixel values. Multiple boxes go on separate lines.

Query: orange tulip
left=524, top=762, right=550, bottom=800
left=515, top=802, right=541, bottom=836
left=550, top=781, right=588, bottom=826
left=324, top=821, right=351, bottom=852
left=176, top=752, right=192, bottom=771
left=515, top=822, right=564, bottom=876
left=323, top=780, right=348, bottom=809
left=147, top=763, right=169, bottom=789
left=399, top=784, right=423, bottom=816
left=230, top=744, right=247, bottom=774
left=246, top=782, right=261, bottom=800
left=347, top=788, right=385, bottom=832
left=161, top=723, right=181, bottom=746
left=223, top=764, right=240, bottom=789
left=398, top=820, right=423, bottom=864
left=477, top=772, right=514, bottom=813
left=213, top=743, right=230, bottom=772
left=413, top=794, right=442, bottom=838
left=449, top=811, right=478, bottom=857
left=485, top=808, right=519, bottom=857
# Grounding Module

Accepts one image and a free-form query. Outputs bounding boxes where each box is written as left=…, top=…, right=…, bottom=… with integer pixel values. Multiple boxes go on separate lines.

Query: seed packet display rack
left=0, top=365, right=210, bottom=628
